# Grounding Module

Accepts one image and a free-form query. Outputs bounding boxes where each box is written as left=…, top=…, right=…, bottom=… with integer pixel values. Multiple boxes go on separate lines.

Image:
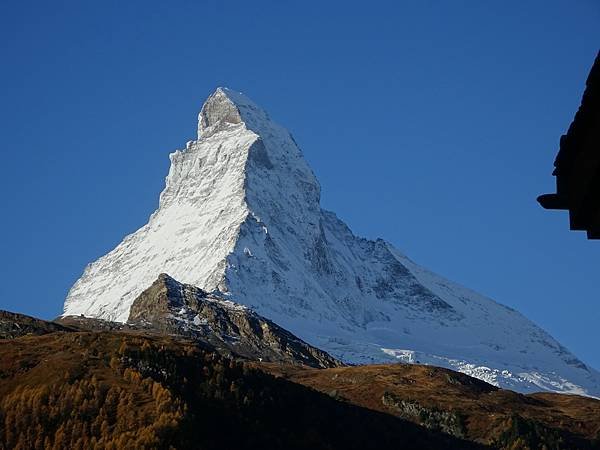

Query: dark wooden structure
left=538, top=51, right=600, bottom=238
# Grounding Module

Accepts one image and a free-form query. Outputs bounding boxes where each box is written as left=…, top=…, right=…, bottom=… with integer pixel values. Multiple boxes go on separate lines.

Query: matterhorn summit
left=64, top=87, right=600, bottom=397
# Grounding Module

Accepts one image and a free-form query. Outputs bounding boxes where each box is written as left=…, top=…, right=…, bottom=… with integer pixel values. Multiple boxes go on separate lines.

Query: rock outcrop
left=127, top=274, right=341, bottom=368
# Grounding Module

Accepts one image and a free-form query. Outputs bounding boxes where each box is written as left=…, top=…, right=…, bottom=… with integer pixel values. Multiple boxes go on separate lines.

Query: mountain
left=64, top=87, right=600, bottom=397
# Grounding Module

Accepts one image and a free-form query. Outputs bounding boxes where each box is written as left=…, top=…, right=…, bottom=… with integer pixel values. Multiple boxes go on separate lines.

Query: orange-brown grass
left=0, top=332, right=189, bottom=449
left=0, top=331, right=485, bottom=450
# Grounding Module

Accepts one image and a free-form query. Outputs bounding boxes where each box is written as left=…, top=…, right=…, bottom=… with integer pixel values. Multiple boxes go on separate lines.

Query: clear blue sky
left=1, top=1, right=599, bottom=368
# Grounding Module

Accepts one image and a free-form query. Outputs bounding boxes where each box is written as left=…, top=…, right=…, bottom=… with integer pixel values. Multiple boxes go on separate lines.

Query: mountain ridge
left=127, top=273, right=341, bottom=368
left=60, top=273, right=342, bottom=369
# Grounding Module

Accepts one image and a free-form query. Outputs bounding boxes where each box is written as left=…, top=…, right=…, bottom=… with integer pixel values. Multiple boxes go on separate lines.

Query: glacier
left=64, top=87, right=600, bottom=397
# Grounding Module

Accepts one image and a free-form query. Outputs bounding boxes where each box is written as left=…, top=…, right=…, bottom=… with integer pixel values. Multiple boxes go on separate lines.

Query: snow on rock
left=64, top=87, right=600, bottom=397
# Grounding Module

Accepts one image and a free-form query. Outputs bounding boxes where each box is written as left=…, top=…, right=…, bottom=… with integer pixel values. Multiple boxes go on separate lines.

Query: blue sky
left=1, top=1, right=599, bottom=368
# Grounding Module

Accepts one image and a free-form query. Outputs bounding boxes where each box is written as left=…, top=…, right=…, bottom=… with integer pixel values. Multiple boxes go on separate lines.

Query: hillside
left=1, top=310, right=600, bottom=448
left=264, top=363, right=600, bottom=449
left=0, top=310, right=72, bottom=339
left=0, top=329, right=481, bottom=450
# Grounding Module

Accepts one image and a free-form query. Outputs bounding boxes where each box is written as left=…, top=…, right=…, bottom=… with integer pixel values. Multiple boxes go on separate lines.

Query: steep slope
left=64, top=87, right=600, bottom=396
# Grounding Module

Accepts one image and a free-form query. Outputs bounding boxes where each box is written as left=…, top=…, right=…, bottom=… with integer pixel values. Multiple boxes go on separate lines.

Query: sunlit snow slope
left=64, top=88, right=600, bottom=397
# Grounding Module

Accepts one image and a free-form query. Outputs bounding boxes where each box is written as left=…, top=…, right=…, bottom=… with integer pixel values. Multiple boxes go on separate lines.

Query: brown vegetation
left=0, top=331, right=482, bottom=450
left=0, top=333, right=186, bottom=449
left=0, top=310, right=72, bottom=339
left=262, top=363, right=600, bottom=449
left=2, top=310, right=598, bottom=449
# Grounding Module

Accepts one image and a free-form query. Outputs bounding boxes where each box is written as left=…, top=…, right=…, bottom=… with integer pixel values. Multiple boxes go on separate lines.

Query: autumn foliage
left=0, top=332, right=481, bottom=450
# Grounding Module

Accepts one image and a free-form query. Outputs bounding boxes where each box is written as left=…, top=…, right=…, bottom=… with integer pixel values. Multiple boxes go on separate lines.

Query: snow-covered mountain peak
left=65, top=88, right=600, bottom=397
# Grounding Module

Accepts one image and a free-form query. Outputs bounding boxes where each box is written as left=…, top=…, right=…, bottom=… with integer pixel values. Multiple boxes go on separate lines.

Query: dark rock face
left=127, top=273, right=342, bottom=369
left=0, top=310, right=72, bottom=339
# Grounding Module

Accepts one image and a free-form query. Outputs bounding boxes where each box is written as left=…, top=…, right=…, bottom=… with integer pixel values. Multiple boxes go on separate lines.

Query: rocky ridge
left=0, top=310, right=72, bottom=339
left=127, top=273, right=341, bottom=368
